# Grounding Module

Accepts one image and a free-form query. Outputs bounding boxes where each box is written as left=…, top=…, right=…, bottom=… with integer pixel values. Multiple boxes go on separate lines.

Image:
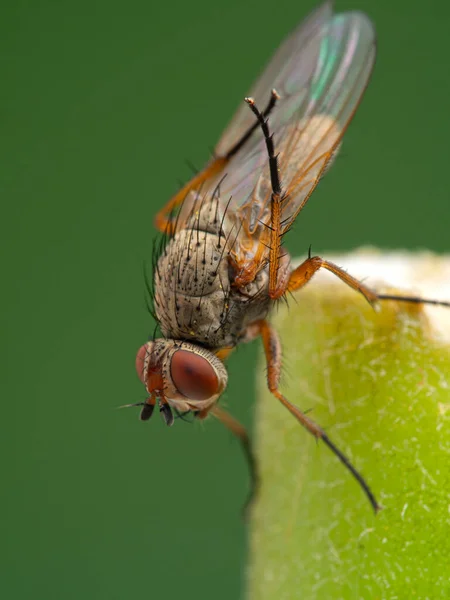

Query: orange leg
left=244, top=97, right=288, bottom=299
left=210, top=405, right=259, bottom=516
left=214, top=346, right=235, bottom=361
left=285, top=255, right=450, bottom=309
left=252, top=318, right=380, bottom=513
left=154, top=157, right=227, bottom=233
left=267, top=194, right=285, bottom=298
left=285, top=255, right=379, bottom=305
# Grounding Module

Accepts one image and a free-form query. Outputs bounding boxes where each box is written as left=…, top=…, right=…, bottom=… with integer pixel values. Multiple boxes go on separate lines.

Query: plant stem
left=247, top=250, right=450, bottom=599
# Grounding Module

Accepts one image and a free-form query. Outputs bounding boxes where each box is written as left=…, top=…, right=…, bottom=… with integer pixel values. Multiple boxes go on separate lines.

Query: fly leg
left=225, top=89, right=279, bottom=159
left=287, top=254, right=450, bottom=309
left=155, top=91, right=279, bottom=233
left=249, top=318, right=381, bottom=513
left=244, top=99, right=369, bottom=301
left=210, top=405, right=259, bottom=516
left=287, top=254, right=379, bottom=305
left=154, top=157, right=227, bottom=233
left=244, top=97, right=287, bottom=300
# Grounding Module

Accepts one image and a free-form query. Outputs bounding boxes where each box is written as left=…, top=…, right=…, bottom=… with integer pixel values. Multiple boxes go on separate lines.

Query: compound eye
left=170, top=350, right=219, bottom=400
left=135, top=344, right=149, bottom=384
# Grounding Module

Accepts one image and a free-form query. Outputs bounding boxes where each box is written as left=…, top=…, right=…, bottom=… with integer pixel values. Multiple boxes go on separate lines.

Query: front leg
left=208, top=405, right=259, bottom=517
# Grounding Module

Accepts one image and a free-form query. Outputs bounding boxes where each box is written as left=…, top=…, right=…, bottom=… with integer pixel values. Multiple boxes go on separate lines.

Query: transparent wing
left=214, top=1, right=333, bottom=158
left=216, top=9, right=375, bottom=273
left=155, top=2, right=333, bottom=235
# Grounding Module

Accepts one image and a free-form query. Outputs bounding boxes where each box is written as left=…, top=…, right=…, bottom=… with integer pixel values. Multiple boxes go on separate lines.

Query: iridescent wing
left=216, top=8, right=376, bottom=279
left=155, top=1, right=333, bottom=233
left=214, top=1, right=333, bottom=158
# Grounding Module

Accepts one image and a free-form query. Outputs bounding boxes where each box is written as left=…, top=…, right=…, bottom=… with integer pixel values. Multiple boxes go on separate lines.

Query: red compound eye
left=135, top=344, right=148, bottom=384
left=170, top=350, right=219, bottom=400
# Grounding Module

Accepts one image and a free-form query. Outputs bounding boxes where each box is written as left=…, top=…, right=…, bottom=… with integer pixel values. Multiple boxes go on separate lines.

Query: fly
left=126, top=1, right=450, bottom=513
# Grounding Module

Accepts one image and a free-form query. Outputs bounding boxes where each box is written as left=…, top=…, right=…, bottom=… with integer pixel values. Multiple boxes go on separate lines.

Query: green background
left=2, top=1, right=449, bottom=598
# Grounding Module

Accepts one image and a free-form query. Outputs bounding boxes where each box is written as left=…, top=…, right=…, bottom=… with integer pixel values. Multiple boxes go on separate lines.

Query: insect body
left=155, top=193, right=271, bottom=350
left=130, top=2, right=450, bottom=512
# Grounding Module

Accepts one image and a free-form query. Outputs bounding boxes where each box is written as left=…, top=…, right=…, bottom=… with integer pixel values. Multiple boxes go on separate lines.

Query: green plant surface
left=248, top=253, right=450, bottom=599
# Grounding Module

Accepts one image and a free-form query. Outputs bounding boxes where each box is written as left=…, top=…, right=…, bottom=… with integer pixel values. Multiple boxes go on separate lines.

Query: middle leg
left=287, top=255, right=379, bottom=305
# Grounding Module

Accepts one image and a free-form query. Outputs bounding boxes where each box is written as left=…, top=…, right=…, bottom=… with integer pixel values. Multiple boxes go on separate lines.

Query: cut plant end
left=247, top=249, right=450, bottom=599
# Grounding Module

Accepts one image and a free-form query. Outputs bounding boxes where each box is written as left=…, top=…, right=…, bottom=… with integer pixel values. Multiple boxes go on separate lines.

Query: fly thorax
left=153, top=225, right=233, bottom=347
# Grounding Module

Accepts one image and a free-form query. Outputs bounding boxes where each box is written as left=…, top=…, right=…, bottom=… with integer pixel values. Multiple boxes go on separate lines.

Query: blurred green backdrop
left=2, top=1, right=449, bottom=598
